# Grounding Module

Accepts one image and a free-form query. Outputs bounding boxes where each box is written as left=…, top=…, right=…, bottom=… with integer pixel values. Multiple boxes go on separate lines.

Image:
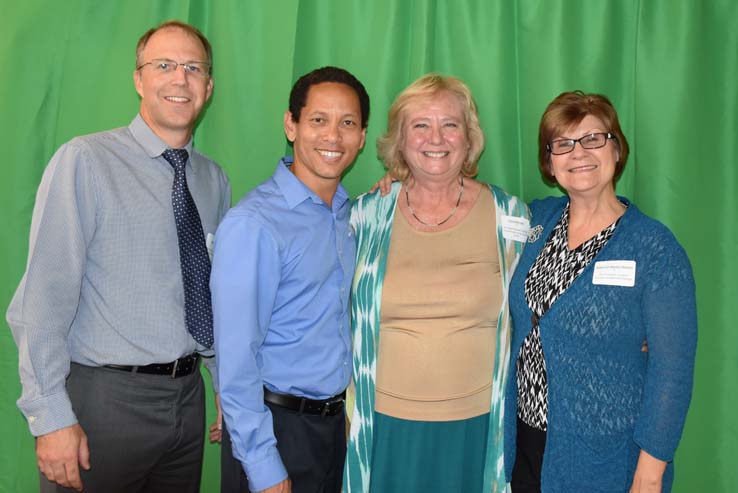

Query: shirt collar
left=273, top=156, right=350, bottom=211
left=129, top=114, right=194, bottom=163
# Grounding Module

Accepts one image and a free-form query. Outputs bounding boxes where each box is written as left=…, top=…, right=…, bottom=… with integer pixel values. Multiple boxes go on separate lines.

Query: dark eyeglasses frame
left=547, top=132, right=616, bottom=155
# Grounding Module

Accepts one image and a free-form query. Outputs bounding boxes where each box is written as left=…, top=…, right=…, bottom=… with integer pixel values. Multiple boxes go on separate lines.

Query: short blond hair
left=377, top=74, right=484, bottom=181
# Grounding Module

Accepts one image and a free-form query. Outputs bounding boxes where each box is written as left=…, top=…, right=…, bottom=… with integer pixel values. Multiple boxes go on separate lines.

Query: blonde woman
left=344, top=74, right=528, bottom=493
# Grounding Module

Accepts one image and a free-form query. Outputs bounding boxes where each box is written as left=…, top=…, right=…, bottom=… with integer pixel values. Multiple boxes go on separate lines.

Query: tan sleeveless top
left=375, top=188, right=502, bottom=421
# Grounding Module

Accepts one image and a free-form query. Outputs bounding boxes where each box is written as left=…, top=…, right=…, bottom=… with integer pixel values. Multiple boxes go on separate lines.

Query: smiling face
left=134, top=27, right=213, bottom=147
left=550, top=114, right=620, bottom=199
left=400, top=91, right=469, bottom=183
left=284, top=82, right=366, bottom=197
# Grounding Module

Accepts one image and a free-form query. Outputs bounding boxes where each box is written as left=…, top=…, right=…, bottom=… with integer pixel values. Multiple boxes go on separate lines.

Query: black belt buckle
left=321, top=397, right=344, bottom=417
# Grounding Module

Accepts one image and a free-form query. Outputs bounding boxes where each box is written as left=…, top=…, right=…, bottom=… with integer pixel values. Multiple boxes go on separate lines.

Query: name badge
left=206, top=233, right=215, bottom=262
left=501, top=215, right=530, bottom=242
left=592, top=260, right=636, bottom=287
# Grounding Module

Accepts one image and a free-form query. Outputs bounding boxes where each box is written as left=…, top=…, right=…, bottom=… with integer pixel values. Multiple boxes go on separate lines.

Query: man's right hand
left=369, top=172, right=395, bottom=196
left=258, top=478, right=292, bottom=493
left=36, top=424, right=90, bottom=491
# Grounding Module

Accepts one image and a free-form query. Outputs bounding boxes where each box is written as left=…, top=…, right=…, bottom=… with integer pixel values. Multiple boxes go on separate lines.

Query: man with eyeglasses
left=7, top=20, right=229, bottom=493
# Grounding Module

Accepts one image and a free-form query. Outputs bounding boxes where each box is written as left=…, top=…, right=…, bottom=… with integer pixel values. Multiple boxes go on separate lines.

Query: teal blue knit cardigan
left=504, top=196, right=697, bottom=492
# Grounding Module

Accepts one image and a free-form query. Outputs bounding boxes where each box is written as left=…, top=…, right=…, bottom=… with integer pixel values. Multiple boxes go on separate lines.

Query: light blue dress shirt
left=211, top=157, right=354, bottom=492
left=7, top=115, right=230, bottom=436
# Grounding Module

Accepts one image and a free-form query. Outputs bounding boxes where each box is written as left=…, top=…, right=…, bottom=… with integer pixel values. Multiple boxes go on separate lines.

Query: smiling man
left=7, top=21, right=230, bottom=493
left=211, top=67, right=369, bottom=493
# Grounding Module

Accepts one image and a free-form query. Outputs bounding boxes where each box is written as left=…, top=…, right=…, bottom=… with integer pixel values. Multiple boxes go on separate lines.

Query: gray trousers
left=41, top=363, right=205, bottom=493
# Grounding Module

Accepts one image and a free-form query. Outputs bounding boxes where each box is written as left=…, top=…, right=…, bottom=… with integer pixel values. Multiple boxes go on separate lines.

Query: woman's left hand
left=629, top=449, right=667, bottom=492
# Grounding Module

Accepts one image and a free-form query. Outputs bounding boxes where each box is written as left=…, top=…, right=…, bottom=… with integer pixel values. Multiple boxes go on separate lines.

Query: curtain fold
left=1, top=1, right=734, bottom=491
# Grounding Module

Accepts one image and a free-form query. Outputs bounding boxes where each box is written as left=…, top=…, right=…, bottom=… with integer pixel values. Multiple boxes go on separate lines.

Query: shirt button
left=28, top=416, right=37, bottom=423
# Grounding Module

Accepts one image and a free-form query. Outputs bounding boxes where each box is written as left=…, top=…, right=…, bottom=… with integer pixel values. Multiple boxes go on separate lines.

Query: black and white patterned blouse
left=516, top=203, right=622, bottom=431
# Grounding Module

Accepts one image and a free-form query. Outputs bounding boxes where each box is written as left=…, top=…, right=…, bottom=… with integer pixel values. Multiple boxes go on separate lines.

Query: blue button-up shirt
left=211, top=157, right=354, bottom=491
left=7, top=115, right=230, bottom=436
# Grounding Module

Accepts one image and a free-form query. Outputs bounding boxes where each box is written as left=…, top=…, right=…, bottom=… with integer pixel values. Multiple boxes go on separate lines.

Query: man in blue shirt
left=211, top=66, right=369, bottom=493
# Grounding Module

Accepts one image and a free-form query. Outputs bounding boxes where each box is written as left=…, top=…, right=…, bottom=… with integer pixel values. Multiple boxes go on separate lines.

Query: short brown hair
left=377, top=74, right=484, bottom=182
left=538, top=91, right=629, bottom=184
left=135, top=20, right=212, bottom=74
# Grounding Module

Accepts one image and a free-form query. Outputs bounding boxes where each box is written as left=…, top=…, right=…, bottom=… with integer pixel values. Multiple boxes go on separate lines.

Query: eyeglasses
left=547, top=132, right=615, bottom=155
left=136, top=58, right=211, bottom=78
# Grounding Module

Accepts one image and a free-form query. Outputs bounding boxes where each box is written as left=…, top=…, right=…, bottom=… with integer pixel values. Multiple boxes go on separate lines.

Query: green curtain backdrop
left=1, top=1, right=735, bottom=491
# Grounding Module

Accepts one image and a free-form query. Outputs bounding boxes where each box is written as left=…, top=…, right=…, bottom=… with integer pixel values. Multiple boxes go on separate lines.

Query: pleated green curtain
left=1, top=1, right=735, bottom=491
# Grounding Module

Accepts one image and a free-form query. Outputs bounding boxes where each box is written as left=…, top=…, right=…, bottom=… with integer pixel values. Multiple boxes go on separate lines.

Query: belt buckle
left=321, top=397, right=344, bottom=417
left=170, top=358, right=179, bottom=378
left=321, top=401, right=331, bottom=417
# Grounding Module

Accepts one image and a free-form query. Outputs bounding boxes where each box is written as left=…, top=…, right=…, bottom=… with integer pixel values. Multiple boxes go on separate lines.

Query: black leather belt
left=263, top=387, right=346, bottom=417
left=104, top=353, right=200, bottom=378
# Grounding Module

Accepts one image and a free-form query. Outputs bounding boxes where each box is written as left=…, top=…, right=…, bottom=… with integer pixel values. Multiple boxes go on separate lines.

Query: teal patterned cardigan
left=344, top=182, right=529, bottom=492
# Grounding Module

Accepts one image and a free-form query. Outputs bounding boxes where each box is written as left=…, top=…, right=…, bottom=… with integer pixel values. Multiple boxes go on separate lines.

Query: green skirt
left=369, top=411, right=490, bottom=493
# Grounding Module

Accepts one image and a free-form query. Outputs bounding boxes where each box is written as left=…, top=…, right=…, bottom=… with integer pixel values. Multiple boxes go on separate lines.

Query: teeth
left=570, top=165, right=597, bottom=172
left=165, top=96, right=190, bottom=102
left=318, top=150, right=342, bottom=158
left=423, top=151, right=448, bottom=158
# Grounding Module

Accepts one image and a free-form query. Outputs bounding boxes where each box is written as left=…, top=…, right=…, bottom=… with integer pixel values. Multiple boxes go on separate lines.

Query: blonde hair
left=377, top=74, right=484, bottom=181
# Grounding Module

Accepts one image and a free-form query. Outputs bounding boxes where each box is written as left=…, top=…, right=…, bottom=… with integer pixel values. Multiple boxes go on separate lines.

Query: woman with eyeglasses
left=504, top=91, right=697, bottom=493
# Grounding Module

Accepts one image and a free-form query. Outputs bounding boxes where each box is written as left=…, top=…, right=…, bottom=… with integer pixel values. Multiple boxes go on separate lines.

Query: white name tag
left=501, top=215, right=530, bottom=242
left=206, top=233, right=215, bottom=262
left=592, top=260, right=636, bottom=287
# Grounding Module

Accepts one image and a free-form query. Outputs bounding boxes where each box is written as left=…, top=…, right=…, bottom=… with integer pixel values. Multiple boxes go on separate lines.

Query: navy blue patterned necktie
left=162, top=148, right=214, bottom=348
